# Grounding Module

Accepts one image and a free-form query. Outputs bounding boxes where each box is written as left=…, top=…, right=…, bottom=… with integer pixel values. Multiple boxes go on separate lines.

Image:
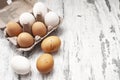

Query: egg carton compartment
left=0, top=0, right=35, bottom=29
left=0, top=1, right=62, bottom=51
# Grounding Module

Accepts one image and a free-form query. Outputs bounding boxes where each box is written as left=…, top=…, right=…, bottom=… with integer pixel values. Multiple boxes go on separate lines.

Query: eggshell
left=6, top=21, right=22, bottom=37
left=33, top=2, right=47, bottom=18
left=41, top=36, right=61, bottom=53
left=17, top=32, right=34, bottom=48
left=45, top=11, right=59, bottom=27
left=36, top=53, right=54, bottom=73
left=11, top=56, right=31, bottom=75
left=19, top=12, right=35, bottom=26
left=32, top=22, right=47, bottom=37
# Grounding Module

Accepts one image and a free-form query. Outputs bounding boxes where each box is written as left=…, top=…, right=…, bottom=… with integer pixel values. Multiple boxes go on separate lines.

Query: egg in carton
left=3, top=2, right=62, bottom=51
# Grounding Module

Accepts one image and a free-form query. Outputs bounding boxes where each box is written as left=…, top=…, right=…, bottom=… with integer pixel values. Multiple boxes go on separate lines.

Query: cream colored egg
left=11, top=55, right=31, bottom=75
left=19, top=12, right=35, bottom=26
left=33, top=2, right=47, bottom=18
left=45, top=11, right=59, bottom=27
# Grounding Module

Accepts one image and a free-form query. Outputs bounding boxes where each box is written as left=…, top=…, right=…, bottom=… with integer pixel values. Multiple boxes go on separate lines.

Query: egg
left=32, top=22, right=47, bottom=37
left=36, top=53, right=54, bottom=73
left=17, top=32, right=34, bottom=48
left=19, top=12, right=35, bottom=27
left=45, top=11, right=59, bottom=27
left=33, top=2, right=47, bottom=18
left=11, top=55, right=31, bottom=75
left=6, top=21, right=22, bottom=37
left=41, top=36, right=61, bottom=53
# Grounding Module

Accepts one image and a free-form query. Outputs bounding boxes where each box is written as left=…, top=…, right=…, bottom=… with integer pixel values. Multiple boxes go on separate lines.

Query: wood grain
left=0, top=0, right=120, bottom=80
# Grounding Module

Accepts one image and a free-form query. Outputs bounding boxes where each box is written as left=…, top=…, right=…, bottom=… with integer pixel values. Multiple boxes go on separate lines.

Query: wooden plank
left=0, top=31, right=23, bottom=80
left=94, top=0, right=120, bottom=80
left=61, top=0, right=120, bottom=80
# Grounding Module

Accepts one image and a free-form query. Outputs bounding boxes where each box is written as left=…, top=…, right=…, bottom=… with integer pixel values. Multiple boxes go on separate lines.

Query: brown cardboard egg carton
left=0, top=0, right=62, bottom=51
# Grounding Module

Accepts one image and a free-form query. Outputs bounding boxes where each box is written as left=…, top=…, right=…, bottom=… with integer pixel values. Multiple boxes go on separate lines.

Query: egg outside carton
left=3, top=10, right=62, bottom=52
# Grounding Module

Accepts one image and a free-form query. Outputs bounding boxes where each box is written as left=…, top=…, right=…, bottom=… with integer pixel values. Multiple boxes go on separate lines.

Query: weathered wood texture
left=0, top=0, right=120, bottom=80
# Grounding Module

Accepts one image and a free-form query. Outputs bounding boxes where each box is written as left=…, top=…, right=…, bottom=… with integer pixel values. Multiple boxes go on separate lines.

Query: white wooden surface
left=0, top=0, right=120, bottom=80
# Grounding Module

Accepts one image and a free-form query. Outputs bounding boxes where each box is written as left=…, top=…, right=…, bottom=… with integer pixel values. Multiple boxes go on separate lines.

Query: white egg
left=11, top=56, right=31, bottom=75
left=45, top=11, right=59, bottom=27
left=19, top=12, right=35, bottom=26
left=33, top=2, right=47, bottom=18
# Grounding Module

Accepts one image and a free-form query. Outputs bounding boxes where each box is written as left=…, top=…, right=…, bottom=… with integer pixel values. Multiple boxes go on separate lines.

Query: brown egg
left=41, top=36, right=61, bottom=53
left=17, top=32, right=34, bottom=48
left=6, top=21, right=22, bottom=37
left=36, top=53, right=54, bottom=73
left=32, top=22, right=47, bottom=37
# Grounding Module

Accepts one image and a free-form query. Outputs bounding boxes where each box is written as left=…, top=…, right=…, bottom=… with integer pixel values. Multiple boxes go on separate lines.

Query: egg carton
left=0, top=1, right=62, bottom=51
